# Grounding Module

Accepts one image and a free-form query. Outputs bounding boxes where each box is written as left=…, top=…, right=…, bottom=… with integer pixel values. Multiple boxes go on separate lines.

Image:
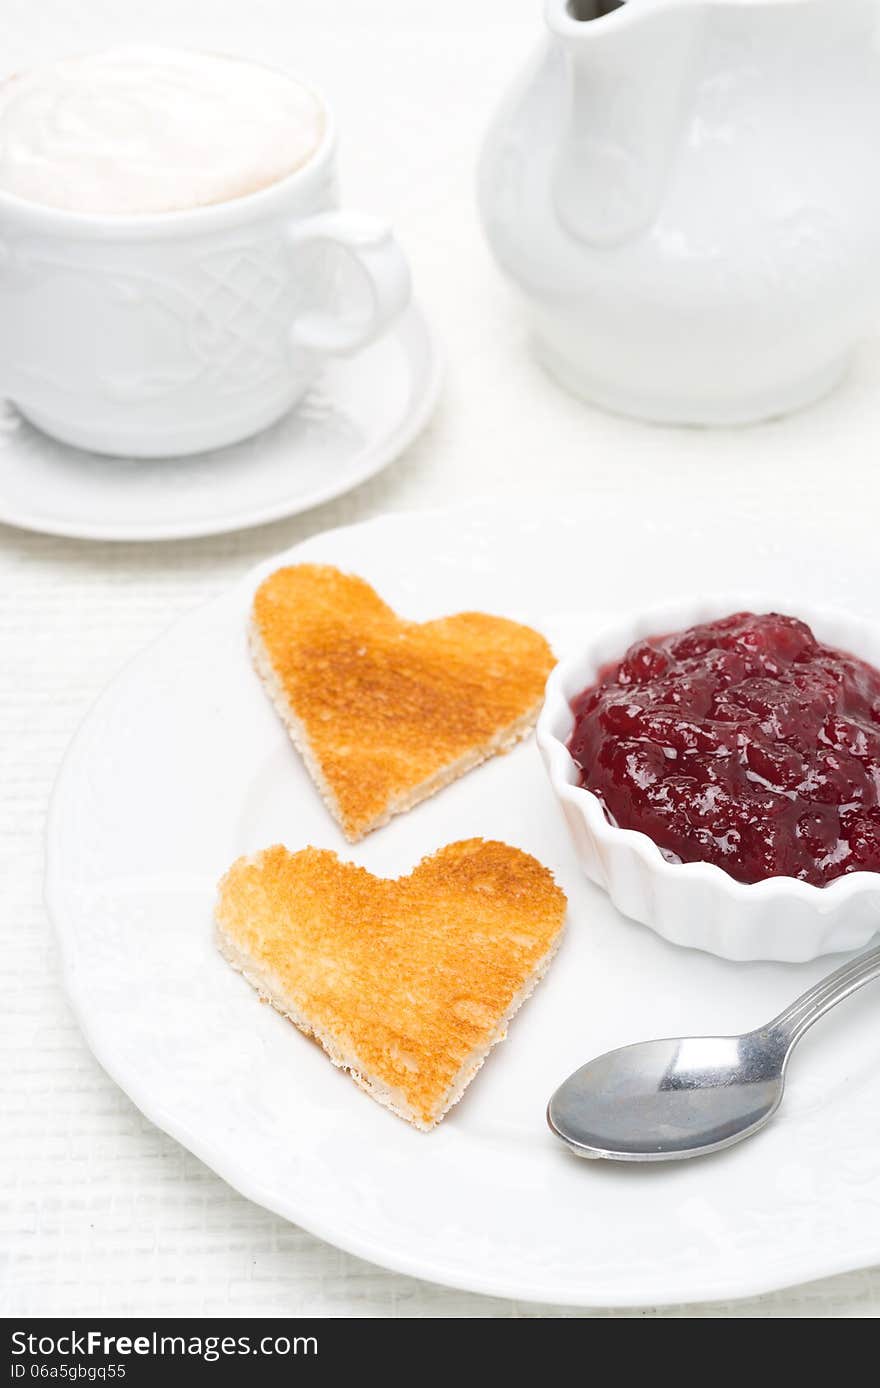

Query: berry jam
left=568, top=613, right=880, bottom=886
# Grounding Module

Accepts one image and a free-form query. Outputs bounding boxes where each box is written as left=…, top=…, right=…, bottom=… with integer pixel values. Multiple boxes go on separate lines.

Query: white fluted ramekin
left=537, top=596, right=880, bottom=962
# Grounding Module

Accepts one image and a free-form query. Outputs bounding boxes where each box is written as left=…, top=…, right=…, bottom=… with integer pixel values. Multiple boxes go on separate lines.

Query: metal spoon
left=548, top=940, right=880, bottom=1162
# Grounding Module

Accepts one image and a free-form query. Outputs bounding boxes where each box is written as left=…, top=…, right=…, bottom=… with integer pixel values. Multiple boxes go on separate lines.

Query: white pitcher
left=479, top=0, right=880, bottom=424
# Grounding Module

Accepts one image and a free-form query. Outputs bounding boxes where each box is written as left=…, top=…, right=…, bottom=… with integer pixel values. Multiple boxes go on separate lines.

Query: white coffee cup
left=0, top=72, right=411, bottom=458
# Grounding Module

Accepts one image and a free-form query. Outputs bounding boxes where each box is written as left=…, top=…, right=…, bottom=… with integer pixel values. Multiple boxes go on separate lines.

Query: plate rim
left=44, top=501, right=880, bottom=1307
left=0, top=303, right=441, bottom=543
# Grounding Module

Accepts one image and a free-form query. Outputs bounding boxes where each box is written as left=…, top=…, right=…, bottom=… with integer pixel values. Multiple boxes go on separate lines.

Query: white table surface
left=3, top=0, right=880, bottom=1319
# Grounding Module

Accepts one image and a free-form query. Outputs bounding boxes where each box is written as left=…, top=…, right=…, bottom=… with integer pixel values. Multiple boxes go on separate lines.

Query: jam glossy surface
left=568, top=613, right=880, bottom=886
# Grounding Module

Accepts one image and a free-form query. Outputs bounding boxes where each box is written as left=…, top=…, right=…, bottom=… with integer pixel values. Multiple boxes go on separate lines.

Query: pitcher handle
left=285, top=210, right=411, bottom=355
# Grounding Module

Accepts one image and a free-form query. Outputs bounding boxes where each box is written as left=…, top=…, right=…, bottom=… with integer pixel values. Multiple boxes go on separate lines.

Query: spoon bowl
left=548, top=1032, right=787, bottom=1161
left=548, top=940, right=880, bottom=1162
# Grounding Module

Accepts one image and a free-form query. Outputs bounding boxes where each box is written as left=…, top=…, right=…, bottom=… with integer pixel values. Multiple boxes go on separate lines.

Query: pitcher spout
left=548, top=0, right=706, bottom=245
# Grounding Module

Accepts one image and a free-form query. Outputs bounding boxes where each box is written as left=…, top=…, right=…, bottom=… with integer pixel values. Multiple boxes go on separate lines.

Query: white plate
left=0, top=303, right=439, bottom=542
left=46, top=501, right=880, bottom=1307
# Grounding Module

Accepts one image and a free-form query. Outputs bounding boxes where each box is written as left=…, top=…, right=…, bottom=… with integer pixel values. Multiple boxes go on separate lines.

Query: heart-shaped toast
left=250, top=564, right=555, bottom=840
left=215, top=839, right=567, bottom=1130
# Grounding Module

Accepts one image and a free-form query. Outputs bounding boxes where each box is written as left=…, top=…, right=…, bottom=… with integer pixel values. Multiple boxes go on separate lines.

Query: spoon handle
left=768, top=939, right=880, bottom=1050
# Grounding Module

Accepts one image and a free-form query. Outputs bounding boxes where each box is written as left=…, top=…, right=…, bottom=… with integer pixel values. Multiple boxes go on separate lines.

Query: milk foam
left=0, top=47, right=325, bottom=214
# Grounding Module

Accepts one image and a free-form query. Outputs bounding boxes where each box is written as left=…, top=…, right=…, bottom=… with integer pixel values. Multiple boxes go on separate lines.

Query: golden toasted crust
left=215, top=839, right=567, bottom=1130
left=250, top=564, right=555, bottom=840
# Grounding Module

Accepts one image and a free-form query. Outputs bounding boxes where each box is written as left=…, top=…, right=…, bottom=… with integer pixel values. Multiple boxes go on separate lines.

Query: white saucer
left=0, top=303, right=439, bottom=542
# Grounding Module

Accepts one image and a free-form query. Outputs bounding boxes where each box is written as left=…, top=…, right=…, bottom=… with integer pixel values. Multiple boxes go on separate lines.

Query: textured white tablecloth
left=3, top=0, right=880, bottom=1318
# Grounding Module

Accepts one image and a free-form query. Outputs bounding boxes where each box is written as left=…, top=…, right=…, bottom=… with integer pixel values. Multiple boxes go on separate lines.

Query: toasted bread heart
left=215, top=839, right=567, bottom=1130
left=250, top=564, right=555, bottom=840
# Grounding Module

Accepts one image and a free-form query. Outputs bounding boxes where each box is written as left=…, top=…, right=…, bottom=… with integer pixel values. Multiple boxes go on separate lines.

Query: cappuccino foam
left=0, top=47, right=325, bottom=214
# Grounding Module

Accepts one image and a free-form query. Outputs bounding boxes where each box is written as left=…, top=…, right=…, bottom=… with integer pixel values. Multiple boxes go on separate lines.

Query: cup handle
left=285, top=210, right=411, bottom=356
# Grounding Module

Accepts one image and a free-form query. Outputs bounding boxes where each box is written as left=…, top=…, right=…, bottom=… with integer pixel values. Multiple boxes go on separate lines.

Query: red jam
left=568, top=613, right=880, bottom=886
